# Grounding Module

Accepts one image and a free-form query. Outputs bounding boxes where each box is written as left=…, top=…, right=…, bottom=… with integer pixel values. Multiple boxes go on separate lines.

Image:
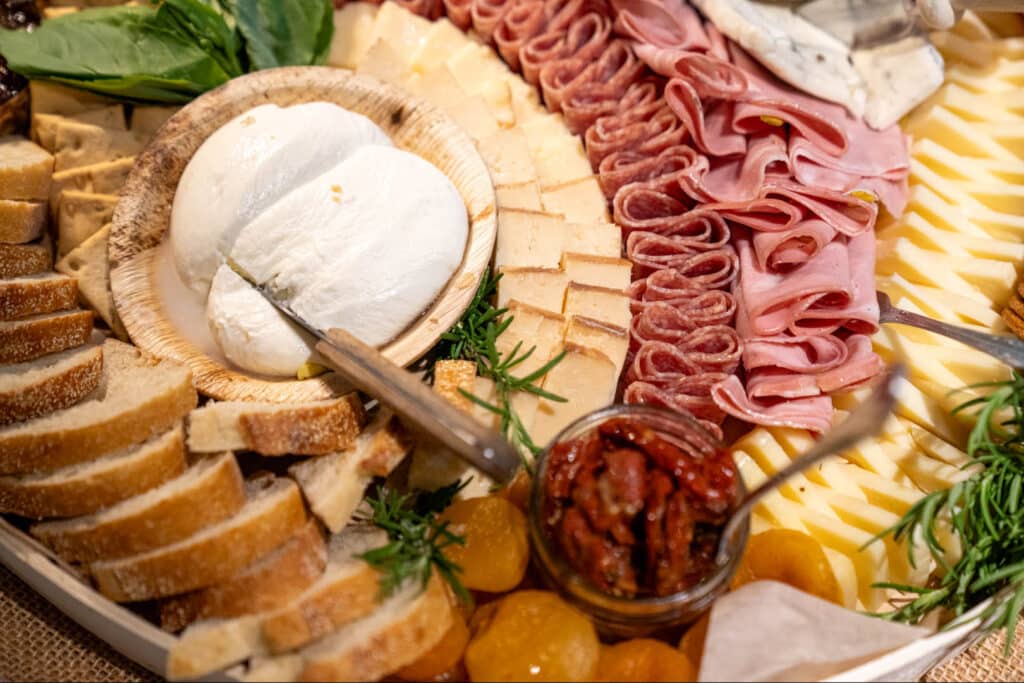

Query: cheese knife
left=795, top=0, right=1024, bottom=49
left=226, top=259, right=522, bottom=485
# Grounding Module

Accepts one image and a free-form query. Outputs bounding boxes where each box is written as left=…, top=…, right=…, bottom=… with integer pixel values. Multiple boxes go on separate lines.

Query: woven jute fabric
left=1, top=564, right=1022, bottom=682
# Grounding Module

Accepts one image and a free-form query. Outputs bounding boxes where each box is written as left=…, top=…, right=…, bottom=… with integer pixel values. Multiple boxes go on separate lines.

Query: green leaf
left=158, top=0, right=244, bottom=77
left=227, top=0, right=333, bottom=70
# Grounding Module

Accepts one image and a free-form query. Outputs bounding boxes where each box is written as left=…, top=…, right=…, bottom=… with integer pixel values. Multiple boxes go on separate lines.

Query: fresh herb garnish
left=0, top=0, right=333, bottom=103
left=868, top=372, right=1024, bottom=650
left=357, top=480, right=472, bottom=605
left=437, top=269, right=566, bottom=464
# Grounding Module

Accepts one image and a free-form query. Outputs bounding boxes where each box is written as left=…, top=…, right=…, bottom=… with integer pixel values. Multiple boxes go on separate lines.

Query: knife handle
left=314, top=328, right=521, bottom=485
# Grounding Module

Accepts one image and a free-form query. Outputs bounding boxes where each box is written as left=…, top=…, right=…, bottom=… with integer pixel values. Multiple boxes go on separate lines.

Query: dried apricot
left=440, top=496, right=529, bottom=593
left=678, top=613, right=709, bottom=670
left=597, top=639, right=696, bottom=682
left=397, top=610, right=470, bottom=681
left=464, top=590, right=600, bottom=682
left=731, top=529, right=841, bottom=605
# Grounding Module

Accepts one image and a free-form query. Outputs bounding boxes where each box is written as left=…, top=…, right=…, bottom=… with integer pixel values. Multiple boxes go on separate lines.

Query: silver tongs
left=228, top=260, right=522, bottom=485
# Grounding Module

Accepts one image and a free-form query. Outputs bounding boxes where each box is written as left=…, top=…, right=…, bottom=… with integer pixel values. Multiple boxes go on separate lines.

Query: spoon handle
left=721, top=365, right=905, bottom=551
left=883, top=305, right=1024, bottom=369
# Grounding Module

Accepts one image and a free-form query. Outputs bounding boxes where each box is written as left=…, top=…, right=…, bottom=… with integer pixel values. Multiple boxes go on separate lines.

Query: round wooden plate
left=109, top=67, right=497, bottom=403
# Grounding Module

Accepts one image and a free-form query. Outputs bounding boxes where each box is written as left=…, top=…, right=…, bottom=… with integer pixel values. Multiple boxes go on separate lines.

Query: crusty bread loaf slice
left=160, top=520, right=327, bottom=633
left=0, top=340, right=102, bottom=427
left=166, top=525, right=386, bottom=679
left=0, top=135, right=54, bottom=201
left=0, top=309, right=93, bottom=365
left=56, top=190, right=117, bottom=257
left=0, top=199, right=47, bottom=244
left=289, top=410, right=412, bottom=533
left=55, top=224, right=125, bottom=337
left=0, top=272, right=77, bottom=321
left=0, top=425, right=186, bottom=519
left=187, top=394, right=366, bottom=456
left=0, top=339, right=196, bottom=475
left=32, top=453, right=246, bottom=563
left=0, top=238, right=51, bottom=279
left=90, top=476, right=306, bottom=602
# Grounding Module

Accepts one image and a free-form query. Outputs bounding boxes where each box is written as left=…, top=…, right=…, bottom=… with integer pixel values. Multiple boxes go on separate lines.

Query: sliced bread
left=0, top=425, right=186, bottom=519
left=289, top=410, right=412, bottom=533
left=56, top=190, right=117, bottom=256
left=0, top=339, right=196, bottom=475
left=159, top=520, right=327, bottom=633
left=32, top=453, right=246, bottom=563
left=0, top=135, right=54, bottom=201
left=0, top=340, right=103, bottom=427
left=187, top=394, right=366, bottom=457
left=0, top=199, right=47, bottom=244
left=166, top=525, right=386, bottom=679
left=55, top=224, right=125, bottom=337
left=90, top=476, right=306, bottom=602
left=0, top=239, right=52, bottom=279
left=0, top=309, right=94, bottom=365
left=0, top=272, right=78, bottom=321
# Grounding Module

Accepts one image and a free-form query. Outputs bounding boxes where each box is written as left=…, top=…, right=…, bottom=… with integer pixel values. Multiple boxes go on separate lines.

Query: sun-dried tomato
left=543, top=417, right=737, bottom=598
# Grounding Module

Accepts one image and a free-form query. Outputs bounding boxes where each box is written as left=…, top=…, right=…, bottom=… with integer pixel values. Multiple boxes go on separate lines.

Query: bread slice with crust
left=0, top=135, right=53, bottom=201
left=90, top=476, right=306, bottom=602
left=187, top=394, right=366, bottom=456
left=0, top=199, right=47, bottom=244
left=0, top=309, right=93, bottom=365
left=0, top=272, right=77, bottom=321
left=0, top=340, right=103, bottom=427
left=0, top=239, right=52, bottom=279
left=289, top=409, right=413, bottom=533
left=0, top=425, right=187, bottom=519
left=0, top=339, right=196, bottom=475
left=159, top=520, right=327, bottom=633
left=32, top=453, right=246, bottom=563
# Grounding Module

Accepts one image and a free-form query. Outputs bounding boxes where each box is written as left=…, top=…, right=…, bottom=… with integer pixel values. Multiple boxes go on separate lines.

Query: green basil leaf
left=0, top=6, right=235, bottom=102
left=227, top=0, right=333, bottom=70
left=157, top=0, right=244, bottom=78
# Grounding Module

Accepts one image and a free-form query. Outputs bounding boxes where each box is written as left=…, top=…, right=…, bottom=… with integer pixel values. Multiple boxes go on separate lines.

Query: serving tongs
left=878, top=291, right=1024, bottom=369
left=227, top=259, right=521, bottom=485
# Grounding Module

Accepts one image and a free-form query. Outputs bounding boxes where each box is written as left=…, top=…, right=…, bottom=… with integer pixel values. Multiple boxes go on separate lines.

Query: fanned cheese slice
left=495, top=182, right=543, bottom=211
left=878, top=273, right=998, bottom=329
left=496, top=301, right=565, bottom=378
left=532, top=344, right=617, bottom=447
left=494, top=209, right=566, bottom=269
left=565, top=222, right=622, bottom=258
left=564, top=316, right=629, bottom=379
left=563, top=253, right=632, bottom=291
left=356, top=41, right=413, bottom=88
left=410, top=18, right=472, bottom=73
left=328, top=3, right=380, bottom=69
left=563, top=283, right=631, bottom=330
left=368, top=1, right=432, bottom=65
left=477, top=129, right=536, bottom=185
left=876, top=237, right=990, bottom=303
left=496, top=267, right=567, bottom=314
left=542, top=178, right=610, bottom=223
left=904, top=105, right=1018, bottom=162
left=884, top=210, right=1024, bottom=263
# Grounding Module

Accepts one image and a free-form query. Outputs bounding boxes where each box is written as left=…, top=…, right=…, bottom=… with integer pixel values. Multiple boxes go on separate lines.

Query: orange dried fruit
left=596, top=639, right=697, bottom=682
left=464, top=590, right=600, bottom=682
left=397, top=610, right=470, bottom=681
left=678, top=612, right=710, bottom=670
left=731, top=529, right=841, bottom=605
left=440, top=496, right=529, bottom=593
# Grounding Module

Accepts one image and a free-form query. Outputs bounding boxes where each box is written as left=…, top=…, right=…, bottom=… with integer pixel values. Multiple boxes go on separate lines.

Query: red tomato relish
left=542, top=417, right=738, bottom=598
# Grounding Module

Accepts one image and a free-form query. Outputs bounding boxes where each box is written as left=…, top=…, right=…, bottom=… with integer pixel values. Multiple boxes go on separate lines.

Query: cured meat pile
left=353, top=0, right=911, bottom=435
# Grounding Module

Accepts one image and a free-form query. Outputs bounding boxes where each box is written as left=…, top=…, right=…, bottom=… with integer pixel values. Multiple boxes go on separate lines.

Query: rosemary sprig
left=437, top=269, right=566, bottom=463
left=357, top=480, right=472, bottom=604
left=868, top=372, right=1024, bottom=651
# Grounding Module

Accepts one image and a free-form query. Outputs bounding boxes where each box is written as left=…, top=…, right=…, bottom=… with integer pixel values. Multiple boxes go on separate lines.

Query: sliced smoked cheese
left=0, top=339, right=196, bottom=475
left=565, top=315, right=630, bottom=380
left=55, top=224, right=124, bottom=336
left=0, top=239, right=51, bottom=279
left=0, top=199, right=47, bottom=244
left=90, top=477, right=306, bottom=602
left=32, top=106, right=128, bottom=152
left=495, top=209, right=567, bottom=269
left=0, top=425, right=186, bottom=519
left=56, top=190, right=117, bottom=256
left=32, top=453, right=246, bottom=563
left=495, top=301, right=565, bottom=377
left=563, top=253, right=632, bottom=291
left=542, top=177, right=611, bottom=224
left=0, top=272, right=78, bottom=321
left=496, top=267, right=567, bottom=314
left=0, top=309, right=93, bottom=365
left=0, top=136, right=54, bottom=201
left=187, top=394, right=365, bottom=456
left=532, top=343, right=618, bottom=447
left=52, top=121, right=146, bottom=172
left=564, top=282, right=632, bottom=331
left=0, top=340, right=102, bottom=427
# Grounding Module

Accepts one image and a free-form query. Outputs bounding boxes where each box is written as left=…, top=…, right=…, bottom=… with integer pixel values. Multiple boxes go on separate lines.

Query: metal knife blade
left=225, top=258, right=523, bottom=484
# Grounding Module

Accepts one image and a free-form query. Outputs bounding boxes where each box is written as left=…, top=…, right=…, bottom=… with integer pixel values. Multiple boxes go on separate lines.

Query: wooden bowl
left=109, top=67, right=496, bottom=403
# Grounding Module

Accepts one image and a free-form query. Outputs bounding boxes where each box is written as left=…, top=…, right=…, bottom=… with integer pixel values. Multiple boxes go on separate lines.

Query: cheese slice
left=882, top=209, right=1024, bottom=263
left=368, top=1, right=432, bottom=65
left=876, top=237, right=989, bottom=303
left=563, top=253, right=632, bottom=291
left=541, top=177, right=610, bottom=224
left=564, top=282, right=631, bottom=330
left=55, top=224, right=124, bottom=336
left=328, top=3, right=380, bottom=69
left=29, top=81, right=115, bottom=117
left=32, top=107, right=127, bottom=152
left=877, top=273, right=998, bottom=329
left=131, top=106, right=180, bottom=137
left=408, top=66, right=466, bottom=109
left=52, top=122, right=146, bottom=172
left=528, top=134, right=594, bottom=190
left=356, top=40, right=413, bottom=88
left=56, top=191, right=117, bottom=257
left=477, top=129, right=536, bottom=185
left=532, top=343, right=617, bottom=447
left=564, top=315, right=629, bottom=380
left=898, top=418, right=973, bottom=469
left=497, top=267, right=567, bottom=314
left=904, top=105, right=1018, bottom=163
left=495, top=209, right=567, bottom=269
left=446, top=44, right=516, bottom=126
left=410, top=18, right=472, bottom=73
left=49, top=158, right=134, bottom=219
left=496, top=301, right=565, bottom=378
left=447, top=96, right=502, bottom=142
left=565, top=222, right=622, bottom=258
left=495, top=182, right=543, bottom=211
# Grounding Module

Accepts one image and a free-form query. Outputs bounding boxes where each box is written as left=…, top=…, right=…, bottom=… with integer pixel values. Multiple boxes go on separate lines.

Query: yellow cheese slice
left=356, top=40, right=413, bottom=88
left=882, top=210, right=1024, bottom=264
left=446, top=44, right=516, bottom=126
left=29, top=81, right=115, bottom=117
left=507, top=75, right=546, bottom=125
left=905, top=105, right=1019, bottom=162
left=532, top=343, right=617, bottom=447
left=368, top=1, right=432, bottom=67
left=910, top=137, right=1006, bottom=183
left=932, top=31, right=1000, bottom=69
left=477, top=129, right=537, bottom=185
left=495, top=182, right=543, bottom=211
left=876, top=237, right=990, bottom=303
left=447, top=96, right=502, bottom=141
left=52, top=122, right=146, bottom=172
left=564, top=315, right=629, bottom=379
left=495, top=209, right=567, bottom=269
left=410, top=18, right=472, bottom=73
left=32, top=107, right=127, bottom=152
left=563, top=253, right=632, bottom=291
left=518, top=117, right=593, bottom=189
left=496, top=301, right=566, bottom=378
left=732, top=429, right=840, bottom=518
left=565, top=222, right=622, bottom=258
left=902, top=185, right=991, bottom=238
left=898, top=418, right=974, bottom=469
left=328, top=3, right=380, bottom=69
left=879, top=433, right=970, bottom=492
left=541, top=177, right=610, bottom=224
left=56, top=191, right=117, bottom=257
left=877, top=273, right=998, bottom=329
left=564, top=282, right=631, bottom=330
left=496, top=267, right=567, bottom=314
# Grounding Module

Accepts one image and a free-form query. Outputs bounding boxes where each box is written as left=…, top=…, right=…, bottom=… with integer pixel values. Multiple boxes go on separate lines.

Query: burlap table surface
left=1, top=565, right=1022, bottom=682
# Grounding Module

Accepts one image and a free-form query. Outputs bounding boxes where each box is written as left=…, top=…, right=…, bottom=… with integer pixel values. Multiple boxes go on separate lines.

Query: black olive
left=0, top=0, right=41, bottom=30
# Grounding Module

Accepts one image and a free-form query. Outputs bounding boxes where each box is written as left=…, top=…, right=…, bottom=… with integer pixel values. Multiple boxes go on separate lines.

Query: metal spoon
left=717, top=363, right=906, bottom=562
left=878, top=291, right=1024, bottom=369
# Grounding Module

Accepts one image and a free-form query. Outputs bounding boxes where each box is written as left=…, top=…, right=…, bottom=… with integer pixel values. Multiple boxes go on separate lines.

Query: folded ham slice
left=665, top=80, right=746, bottom=157
left=610, top=0, right=710, bottom=52
left=750, top=218, right=836, bottom=272
left=711, top=376, right=834, bottom=433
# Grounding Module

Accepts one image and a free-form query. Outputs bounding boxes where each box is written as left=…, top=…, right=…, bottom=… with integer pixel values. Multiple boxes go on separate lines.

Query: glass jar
left=528, top=404, right=750, bottom=638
